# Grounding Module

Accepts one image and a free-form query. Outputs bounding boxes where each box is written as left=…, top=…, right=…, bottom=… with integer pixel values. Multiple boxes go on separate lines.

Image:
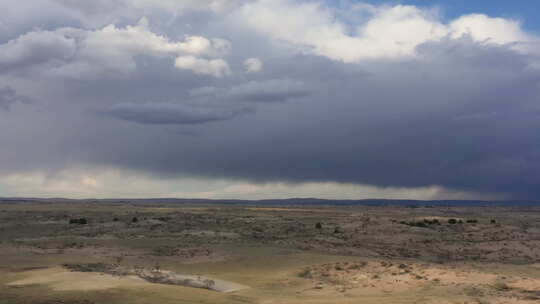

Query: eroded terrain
left=1, top=202, right=539, bottom=303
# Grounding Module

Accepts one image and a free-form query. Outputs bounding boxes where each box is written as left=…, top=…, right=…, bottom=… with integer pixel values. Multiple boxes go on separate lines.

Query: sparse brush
left=298, top=268, right=313, bottom=279
left=348, top=262, right=366, bottom=270
left=464, top=286, right=484, bottom=297
left=474, top=298, right=491, bottom=304
left=493, top=281, right=511, bottom=291
left=69, top=218, right=87, bottom=225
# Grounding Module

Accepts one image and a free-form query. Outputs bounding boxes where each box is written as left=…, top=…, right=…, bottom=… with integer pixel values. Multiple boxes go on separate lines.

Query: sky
left=367, top=1, right=540, bottom=28
left=0, top=0, right=540, bottom=200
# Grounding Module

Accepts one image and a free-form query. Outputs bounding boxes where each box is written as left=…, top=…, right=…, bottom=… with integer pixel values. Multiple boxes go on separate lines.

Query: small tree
left=315, top=222, right=322, bottom=230
left=132, top=216, right=139, bottom=223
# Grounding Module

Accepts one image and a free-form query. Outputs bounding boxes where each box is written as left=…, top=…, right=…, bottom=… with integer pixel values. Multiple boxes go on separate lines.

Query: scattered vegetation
left=69, top=218, right=87, bottom=225
left=298, top=268, right=313, bottom=279
left=493, top=281, right=511, bottom=291
left=63, top=263, right=113, bottom=273
left=463, top=287, right=485, bottom=298
left=400, top=219, right=440, bottom=228
left=3, top=202, right=540, bottom=304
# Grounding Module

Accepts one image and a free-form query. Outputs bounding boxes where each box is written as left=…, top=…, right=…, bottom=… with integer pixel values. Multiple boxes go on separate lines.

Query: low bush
left=400, top=219, right=440, bottom=228
left=298, top=268, right=313, bottom=279
left=69, top=218, right=87, bottom=225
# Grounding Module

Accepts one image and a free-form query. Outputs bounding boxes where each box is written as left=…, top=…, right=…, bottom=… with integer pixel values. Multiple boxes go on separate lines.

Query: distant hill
left=0, top=197, right=539, bottom=206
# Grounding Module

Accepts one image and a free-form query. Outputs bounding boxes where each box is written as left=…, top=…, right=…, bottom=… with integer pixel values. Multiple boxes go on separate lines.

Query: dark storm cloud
left=0, top=30, right=76, bottom=71
left=0, top=86, right=31, bottom=110
left=0, top=0, right=82, bottom=42
left=103, top=102, right=252, bottom=125
left=190, top=79, right=313, bottom=103
left=87, top=39, right=540, bottom=199
left=2, top=0, right=540, bottom=199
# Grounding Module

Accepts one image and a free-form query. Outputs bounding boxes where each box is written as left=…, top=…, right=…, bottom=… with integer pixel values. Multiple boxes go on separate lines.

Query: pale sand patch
left=7, top=266, right=249, bottom=293
left=420, top=267, right=499, bottom=285
left=7, top=267, right=149, bottom=291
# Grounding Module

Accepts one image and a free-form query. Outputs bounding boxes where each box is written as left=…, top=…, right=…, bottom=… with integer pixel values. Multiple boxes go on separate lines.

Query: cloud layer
left=1, top=0, right=540, bottom=199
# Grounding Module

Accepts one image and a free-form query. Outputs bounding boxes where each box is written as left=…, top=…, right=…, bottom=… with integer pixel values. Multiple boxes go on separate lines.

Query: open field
left=1, top=202, right=540, bottom=303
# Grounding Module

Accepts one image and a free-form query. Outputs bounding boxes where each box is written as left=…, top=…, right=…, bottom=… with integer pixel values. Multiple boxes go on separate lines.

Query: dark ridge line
left=0, top=197, right=539, bottom=207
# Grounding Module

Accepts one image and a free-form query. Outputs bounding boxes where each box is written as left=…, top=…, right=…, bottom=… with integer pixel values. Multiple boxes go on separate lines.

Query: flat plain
left=1, top=201, right=539, bottom=304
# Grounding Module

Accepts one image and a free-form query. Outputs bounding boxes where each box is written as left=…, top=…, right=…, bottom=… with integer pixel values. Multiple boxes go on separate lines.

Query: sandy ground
left=7, top=267, right=149, bottom=291
left=298, top=260, right=540, bottom=296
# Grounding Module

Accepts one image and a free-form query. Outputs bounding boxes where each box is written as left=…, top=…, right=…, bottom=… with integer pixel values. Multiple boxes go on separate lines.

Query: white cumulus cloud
left=0, top=18, right=231, bottom=78
left=238, top=0, right=539, bottom=62
left=243, top=57, right=263, bottom=73
left=175, top=56, right=231, bottom=77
